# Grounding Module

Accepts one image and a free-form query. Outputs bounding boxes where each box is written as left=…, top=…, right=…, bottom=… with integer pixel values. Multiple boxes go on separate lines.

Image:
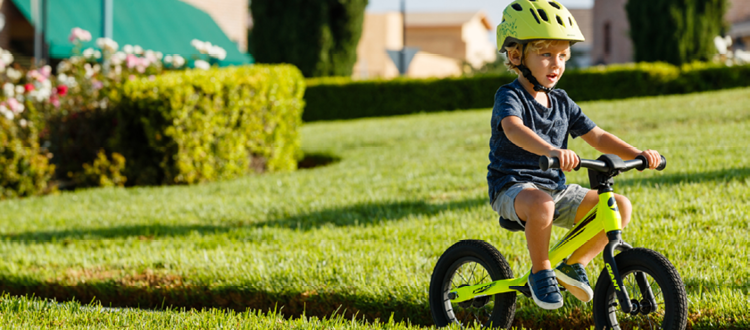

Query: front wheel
left=429, top=240, right=516, bottom=329
left=592, top=248, right=688, bottom=330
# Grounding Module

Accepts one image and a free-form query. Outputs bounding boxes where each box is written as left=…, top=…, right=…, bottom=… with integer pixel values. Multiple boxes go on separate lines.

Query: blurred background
left=1, top=0, right=748, bottom=79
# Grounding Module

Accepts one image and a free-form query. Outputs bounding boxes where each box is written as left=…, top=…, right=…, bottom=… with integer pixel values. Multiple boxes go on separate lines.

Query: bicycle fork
left=602, top=222, right=658, bottom=315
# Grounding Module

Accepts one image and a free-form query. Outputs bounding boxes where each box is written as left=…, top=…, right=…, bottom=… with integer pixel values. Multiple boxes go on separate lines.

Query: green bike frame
left=448, top=187, right=641, bottom=313
left=446, top=154, right=666, bottom=315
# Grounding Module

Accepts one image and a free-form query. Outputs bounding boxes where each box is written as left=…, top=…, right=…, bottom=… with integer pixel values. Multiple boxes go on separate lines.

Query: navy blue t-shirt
left=487, top=79, right=596, bottom=203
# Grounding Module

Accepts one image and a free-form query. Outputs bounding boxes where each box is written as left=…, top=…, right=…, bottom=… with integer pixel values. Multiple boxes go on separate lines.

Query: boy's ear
left=508, top=49, right=523, bottom=66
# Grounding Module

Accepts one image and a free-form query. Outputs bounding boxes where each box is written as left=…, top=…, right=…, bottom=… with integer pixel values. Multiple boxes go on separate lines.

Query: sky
left=365, top=0, right=595, bottom=45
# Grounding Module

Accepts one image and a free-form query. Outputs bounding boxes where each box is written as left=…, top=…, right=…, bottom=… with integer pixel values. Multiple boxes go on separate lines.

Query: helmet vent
left=529, top=8, right=541, bottom=24
left=549, top=1, right=561, bottom=9
left=569, top=17, right=575, bottom=27
left=537, top=9, right=549, bottom=22
left=511, top=3, right=523, bottom=11
left=556, top=15, right=564, bottom=26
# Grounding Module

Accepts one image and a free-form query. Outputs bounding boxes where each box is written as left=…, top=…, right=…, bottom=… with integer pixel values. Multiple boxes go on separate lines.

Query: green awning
left=11, top=0, right=253, bottom=66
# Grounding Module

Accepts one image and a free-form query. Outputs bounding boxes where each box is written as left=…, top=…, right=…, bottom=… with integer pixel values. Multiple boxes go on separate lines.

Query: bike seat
left=499, top=217, right=525, bottom=232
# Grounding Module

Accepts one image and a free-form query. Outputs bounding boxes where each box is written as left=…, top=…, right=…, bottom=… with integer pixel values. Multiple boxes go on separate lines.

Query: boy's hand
left=549, top=149, right=579, bottom=172
left=640, top=149, right=661, bottom=170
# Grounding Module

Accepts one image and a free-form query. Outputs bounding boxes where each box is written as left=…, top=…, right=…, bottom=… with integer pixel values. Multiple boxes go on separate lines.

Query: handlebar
left=539, top=154, right=667, bottom=173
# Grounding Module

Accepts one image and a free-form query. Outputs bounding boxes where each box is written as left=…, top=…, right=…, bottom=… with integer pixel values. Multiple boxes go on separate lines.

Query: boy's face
left=523, top=42, right=570, bottom=89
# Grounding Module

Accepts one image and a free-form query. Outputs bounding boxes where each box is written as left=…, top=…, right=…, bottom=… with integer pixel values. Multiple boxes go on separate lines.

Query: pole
left=102, top=0, right=113, bottom=73
left=32, top=0, right=41, bottom=66
left=400, top=0, right=405, bottom=76
left=42, top=0, right=48, bottom=64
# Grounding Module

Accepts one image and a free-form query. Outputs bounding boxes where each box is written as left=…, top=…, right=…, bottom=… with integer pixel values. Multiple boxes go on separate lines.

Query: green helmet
left=496, top=0, right=585, bottom=53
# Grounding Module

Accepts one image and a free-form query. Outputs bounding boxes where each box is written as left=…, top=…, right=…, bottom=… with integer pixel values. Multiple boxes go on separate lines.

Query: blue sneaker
left=555, top=262, right=594, bottom=302
left=528, top=269, right=563, bottom=310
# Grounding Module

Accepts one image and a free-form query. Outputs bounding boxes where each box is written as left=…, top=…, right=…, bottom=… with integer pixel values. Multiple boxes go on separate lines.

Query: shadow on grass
left=1, top=272, right=721, bottom=329
left=3, top=197, right=487, bottom=243
left=259, top=197, right=486, bottom=230
left=0, top=272, right=434, bottom=326
left=614, top=167, right=750, bottom=187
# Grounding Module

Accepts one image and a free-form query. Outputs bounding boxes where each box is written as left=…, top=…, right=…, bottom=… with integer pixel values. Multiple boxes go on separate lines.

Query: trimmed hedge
left=109, top=65, right=305, bottom=186
left=303, top=62, right=750, bottom=121
left=0, top=117, right=55, bottom=199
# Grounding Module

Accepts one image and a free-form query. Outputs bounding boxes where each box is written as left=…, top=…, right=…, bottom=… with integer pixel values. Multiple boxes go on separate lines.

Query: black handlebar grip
left=656, top=155, right=667, bottom=171
left=539, top=156, right=559, bottom=171
left=635, top=155, right=667, bottom=171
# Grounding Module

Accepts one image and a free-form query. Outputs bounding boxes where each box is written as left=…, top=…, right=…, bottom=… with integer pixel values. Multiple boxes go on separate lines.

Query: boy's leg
left=514, top=187, right=563, bottom=309
left=514, top=188, right=556, bottom=273
left=566, top=192, right=632, bottom=266
left=557, top=192, right=632, bottom=302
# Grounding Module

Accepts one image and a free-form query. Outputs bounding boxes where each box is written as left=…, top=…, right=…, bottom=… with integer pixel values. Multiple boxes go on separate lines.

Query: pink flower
left=27, top=69, right=47, bottom=82
left=92, top=80, right=103, bottom=90
left=41, top=65, right=52, bottom=78
left=50, top=95, right=60, bottom=108
left=68, top=27, right=92, bottom=43
left=24, top=83, right=35, bottom=93
left=126, top=54, right=139, bottom=69
left=56, top=85, right=68, bottom=96
left=6, top=98, right=24, bottom=113
left=129, top=75, right=136, bottom=81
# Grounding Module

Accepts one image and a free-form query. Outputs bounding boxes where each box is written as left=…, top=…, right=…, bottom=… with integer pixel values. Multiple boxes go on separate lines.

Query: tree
left=626, top=0, right=727, bottom=65
left=250, top=0, right=368, bottom=77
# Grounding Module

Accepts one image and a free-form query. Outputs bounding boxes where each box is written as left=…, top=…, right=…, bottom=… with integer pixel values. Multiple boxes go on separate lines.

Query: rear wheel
left=429, top=240, right=516, bottom=329
left=592, top=248, right=687, bottom=330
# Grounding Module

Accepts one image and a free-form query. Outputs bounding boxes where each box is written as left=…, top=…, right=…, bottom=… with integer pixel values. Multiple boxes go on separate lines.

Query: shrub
left=71, top=149, right=127, bottom=188
left=0, top=116, right=55, bottom=199
left=302, top=62, right=750, bottom=121
left=626, top=0, right=727, bottom=65
left=110, top=64, right=305, bottom=185
left=303, top=75, right=515, bottom=121
left=251, top=0, right=368, bottom=77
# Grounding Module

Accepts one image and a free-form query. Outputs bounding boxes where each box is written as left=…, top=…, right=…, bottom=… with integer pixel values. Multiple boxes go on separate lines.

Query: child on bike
left=488, top=0, right=661, bottom=310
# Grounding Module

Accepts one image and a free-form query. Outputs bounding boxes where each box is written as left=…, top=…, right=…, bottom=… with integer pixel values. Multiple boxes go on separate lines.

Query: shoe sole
left=555, top=269, right=593, bottom=302
left=530, top=286, right=563, bottom=310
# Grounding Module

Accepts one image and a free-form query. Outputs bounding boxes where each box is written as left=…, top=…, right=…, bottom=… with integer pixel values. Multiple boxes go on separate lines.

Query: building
left=179, top=0, right=248, bottom=52
left=591, top=0, right=750, bottom=64
left=353, top=11, right=496, bottom=79
left=568, top=8, right=594, bottom=68
left=0, top=0, right=251, bottom=66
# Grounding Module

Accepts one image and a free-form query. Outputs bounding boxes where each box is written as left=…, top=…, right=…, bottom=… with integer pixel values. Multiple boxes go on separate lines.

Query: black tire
left=429, top=240, right=516, bottom=329
left=592, top=248, right=688, bottom=330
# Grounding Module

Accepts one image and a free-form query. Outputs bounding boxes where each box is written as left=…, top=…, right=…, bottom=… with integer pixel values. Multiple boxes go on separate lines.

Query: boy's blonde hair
left=503, top=40, right=572, bottom=75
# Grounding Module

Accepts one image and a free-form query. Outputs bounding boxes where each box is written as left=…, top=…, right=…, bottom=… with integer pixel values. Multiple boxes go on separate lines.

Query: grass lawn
left=0, top=87, right=748, bottom=329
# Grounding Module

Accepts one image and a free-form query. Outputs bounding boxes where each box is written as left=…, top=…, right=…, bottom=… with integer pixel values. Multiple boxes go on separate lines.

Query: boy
left=489, top=0, right=662, bottom=310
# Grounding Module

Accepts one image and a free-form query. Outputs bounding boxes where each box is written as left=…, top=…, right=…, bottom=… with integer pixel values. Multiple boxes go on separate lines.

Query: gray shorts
left=491, top=182, right=589, bottom=230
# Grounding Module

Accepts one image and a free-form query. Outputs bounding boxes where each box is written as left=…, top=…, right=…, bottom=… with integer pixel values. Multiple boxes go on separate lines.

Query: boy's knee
left=516, top=189, right=555, bottom=222
left=615, top=194, right=632, bottom=225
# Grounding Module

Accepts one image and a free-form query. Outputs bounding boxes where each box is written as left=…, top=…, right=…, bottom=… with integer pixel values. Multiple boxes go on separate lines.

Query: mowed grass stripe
left=0, top=87, right=748, bottom=329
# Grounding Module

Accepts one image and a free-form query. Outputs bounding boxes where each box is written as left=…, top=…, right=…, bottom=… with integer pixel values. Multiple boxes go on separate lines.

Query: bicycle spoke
left=468, top=262, right=478, bottom=284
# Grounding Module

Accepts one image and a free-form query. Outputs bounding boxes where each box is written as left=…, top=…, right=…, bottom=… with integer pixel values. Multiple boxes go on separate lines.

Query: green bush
left=303, top=62, right=750, bottom=121
left=626, top=0, right=727, bottom=65
left=110, top=65, right=305, bottom=185
left=303, top=74, right=514, bottom=121
left=71, top=149, right=127, bottom=188
left=251, top=0, right=368, bottom=77
left=0, top=117, right=55, bottom=199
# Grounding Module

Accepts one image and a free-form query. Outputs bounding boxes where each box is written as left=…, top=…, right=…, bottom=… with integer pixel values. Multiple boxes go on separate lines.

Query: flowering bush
left=1, top=27, right=215, bottom=194
left=0, top=48, right=56, bottom=198
left=2, top=27, right=299, bottom=196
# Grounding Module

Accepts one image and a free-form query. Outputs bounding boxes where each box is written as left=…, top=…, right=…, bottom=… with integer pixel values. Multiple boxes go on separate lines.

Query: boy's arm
left=581, top=127, right=661, bottom=169
left=501, top=116, right=579, bottom=172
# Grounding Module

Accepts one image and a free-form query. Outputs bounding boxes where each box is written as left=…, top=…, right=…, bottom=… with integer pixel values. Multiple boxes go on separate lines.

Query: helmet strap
left=518, top=44, right=554, bottom=94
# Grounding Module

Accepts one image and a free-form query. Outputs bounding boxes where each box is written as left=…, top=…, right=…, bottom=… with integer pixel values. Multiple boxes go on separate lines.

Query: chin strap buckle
left=517, top=64, right=554, bottom=94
